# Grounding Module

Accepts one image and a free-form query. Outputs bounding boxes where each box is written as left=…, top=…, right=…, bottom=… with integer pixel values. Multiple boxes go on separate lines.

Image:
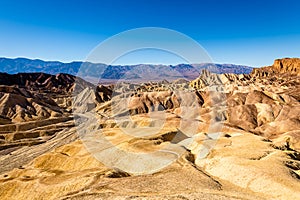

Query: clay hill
left=0, top=58, right=299, bottom=200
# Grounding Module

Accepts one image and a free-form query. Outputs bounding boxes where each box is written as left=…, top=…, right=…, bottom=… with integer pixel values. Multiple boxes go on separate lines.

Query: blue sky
left=0, top=0, right=300, bottom=67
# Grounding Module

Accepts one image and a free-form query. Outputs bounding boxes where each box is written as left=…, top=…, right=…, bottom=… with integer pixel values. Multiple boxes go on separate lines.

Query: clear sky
left=0, top=0, right=300, bottom=67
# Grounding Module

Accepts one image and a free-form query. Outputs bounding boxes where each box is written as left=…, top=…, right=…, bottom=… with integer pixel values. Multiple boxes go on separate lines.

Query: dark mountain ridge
left=0, top=57, right=253, bottom=82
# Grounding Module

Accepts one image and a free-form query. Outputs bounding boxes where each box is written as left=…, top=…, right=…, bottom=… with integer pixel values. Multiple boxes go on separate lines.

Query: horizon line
left=0, top=56, right=258, bottom=67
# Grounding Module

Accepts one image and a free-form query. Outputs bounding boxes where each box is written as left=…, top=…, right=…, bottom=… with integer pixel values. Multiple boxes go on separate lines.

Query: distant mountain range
left=0, top=57, right=253, bottom=83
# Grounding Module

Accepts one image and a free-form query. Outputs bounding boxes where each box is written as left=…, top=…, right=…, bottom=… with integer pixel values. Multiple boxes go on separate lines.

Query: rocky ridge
left=0, top=58, right=299, bottom=199
left=0, top=57, right=253, bottom=82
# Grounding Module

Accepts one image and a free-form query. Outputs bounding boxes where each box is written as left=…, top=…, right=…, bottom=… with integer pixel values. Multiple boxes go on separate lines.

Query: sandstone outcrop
left=0, top=58, right=300, bottom=199
left=252, top=58, right=300, bottom=77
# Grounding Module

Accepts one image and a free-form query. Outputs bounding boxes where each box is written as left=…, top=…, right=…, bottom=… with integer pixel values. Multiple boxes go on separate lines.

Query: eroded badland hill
left=0, top=58, right=300, bottom=199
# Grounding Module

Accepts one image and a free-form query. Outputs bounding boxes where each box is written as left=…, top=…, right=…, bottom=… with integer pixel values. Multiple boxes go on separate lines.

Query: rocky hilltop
left=252, top=58, right=300, bottom=76
left=0, top=72, right=93, bottom=94
left=0, top=58, right=299, bottom=200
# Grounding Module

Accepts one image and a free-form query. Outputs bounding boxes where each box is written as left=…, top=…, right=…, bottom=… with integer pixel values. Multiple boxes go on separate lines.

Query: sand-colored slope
left=0, top=58, right=300, bottom=199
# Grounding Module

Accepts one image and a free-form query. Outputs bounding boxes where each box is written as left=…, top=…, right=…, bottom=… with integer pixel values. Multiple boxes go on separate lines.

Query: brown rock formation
left=252, top=58, right=300, bottom=76
left=0, top=58, right=300, bottom=199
